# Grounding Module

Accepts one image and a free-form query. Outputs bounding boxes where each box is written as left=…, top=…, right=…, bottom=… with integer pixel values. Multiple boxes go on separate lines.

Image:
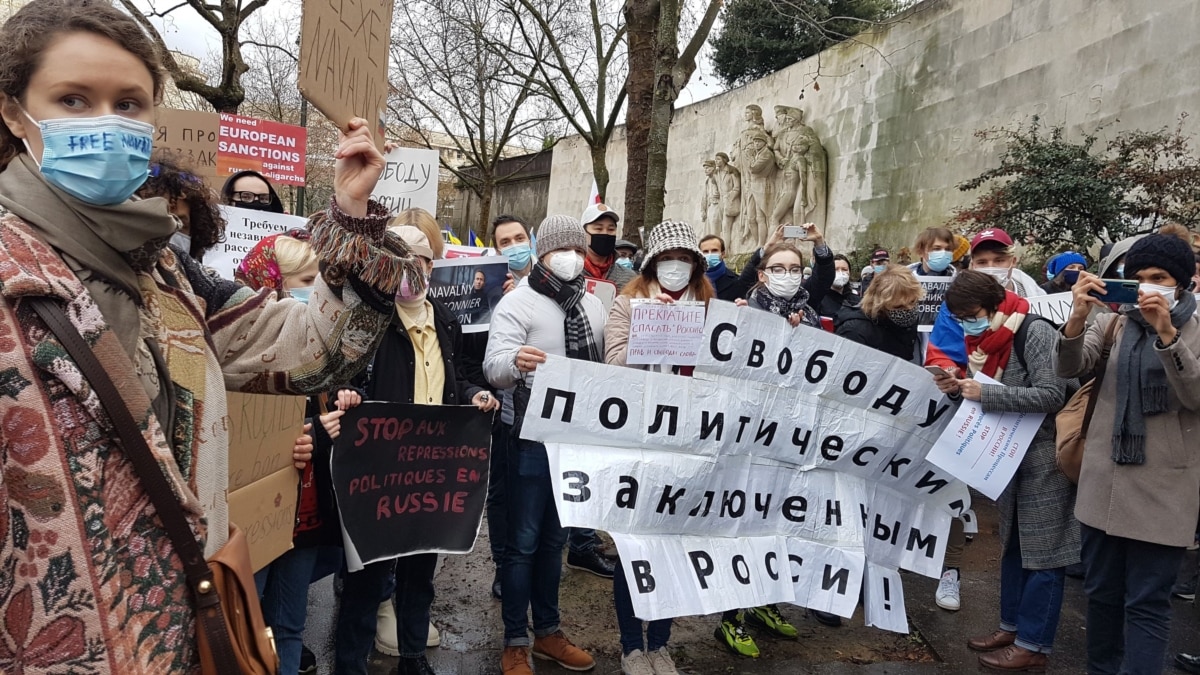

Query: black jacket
left=820, top=287, right=859, bottom=318
left=709, top=267, right=750, bottom=302
left=834, top=307, right=920, bottom=363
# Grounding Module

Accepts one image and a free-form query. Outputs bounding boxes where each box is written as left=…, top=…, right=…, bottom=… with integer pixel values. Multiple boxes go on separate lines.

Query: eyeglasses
left=231, top=191, right=272, bottom=204
left=766, top=265, right=804, bottom=275
left=953, top=313, right=988, bottom=323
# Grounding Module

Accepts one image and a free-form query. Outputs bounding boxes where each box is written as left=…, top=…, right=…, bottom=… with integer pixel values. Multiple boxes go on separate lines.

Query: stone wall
left=452, top=150, right=552, bottom=240
left=546, top=0, right=1200, bottom=255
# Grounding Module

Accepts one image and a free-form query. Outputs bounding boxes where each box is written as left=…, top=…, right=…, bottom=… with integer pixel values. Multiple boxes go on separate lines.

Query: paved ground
left=302, top=499, right=1200, bottom=674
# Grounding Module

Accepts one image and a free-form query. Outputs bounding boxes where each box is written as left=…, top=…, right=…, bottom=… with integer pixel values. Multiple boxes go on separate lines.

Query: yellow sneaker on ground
left=747, top=604, right=799, bottom=638
left=714, top=613, right=760, bottom=657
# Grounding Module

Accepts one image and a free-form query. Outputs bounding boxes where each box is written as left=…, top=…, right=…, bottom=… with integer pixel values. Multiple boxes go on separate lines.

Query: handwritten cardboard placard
left=331, top=403, right=493, bottom=571
left=372, top=147, right=440, bottom=216
left=207, top=207, right=311, bottom=280
left=217, top=113, right=307, bottom=187
left=429, top=257, right=509, bottom=334
left=298, top=0, right=394, bottom=149
left=228, top=468, right=300, bottom=572
left=154, top=108, right=219, bottom=182
left=626, top=300, right=707, bottom=366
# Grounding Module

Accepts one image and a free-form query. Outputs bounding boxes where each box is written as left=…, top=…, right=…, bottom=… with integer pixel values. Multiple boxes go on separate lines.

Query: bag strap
left=1080, top=316, right=1122, bottom=438
left=28, top=297, right=243, bottom=670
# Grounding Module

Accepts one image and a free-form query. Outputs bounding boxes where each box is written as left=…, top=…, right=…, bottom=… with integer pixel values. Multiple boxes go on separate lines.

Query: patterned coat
left=0, top=203, right=407, bottom=673
left=978, top=318, right=1081, bottom=570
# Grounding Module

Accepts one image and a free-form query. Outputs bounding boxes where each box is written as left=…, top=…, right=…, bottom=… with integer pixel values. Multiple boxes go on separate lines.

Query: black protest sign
left=332, top=402, right=492, bottom=566
left=914, top=276, right=953, bottom=332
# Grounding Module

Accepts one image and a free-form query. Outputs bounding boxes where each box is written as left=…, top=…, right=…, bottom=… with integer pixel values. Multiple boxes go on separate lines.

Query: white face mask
left=765, top=271, right=803, bottom=298
left=1140, top=283, right=1179, bottom=310
left=656, top=259, right=693, bottom=292
left=833, top=271, right=850, bottom=288
left=547, top=250, right=584, bottom=281
left=975, top=266, right=1012, bottom=288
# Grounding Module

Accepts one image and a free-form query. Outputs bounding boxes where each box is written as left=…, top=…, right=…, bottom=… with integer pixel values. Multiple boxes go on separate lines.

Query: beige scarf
left=0, top=154, right=177, bottom=409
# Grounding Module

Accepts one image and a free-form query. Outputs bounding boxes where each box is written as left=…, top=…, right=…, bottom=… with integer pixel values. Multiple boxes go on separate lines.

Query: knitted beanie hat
left=535, top=215, right=587, bottom=256
left=643, top=219, right=708, bottom=271
left=1124, top=234, right=1194, bottom=288
left=1047, top=251, right=1087, bottom=277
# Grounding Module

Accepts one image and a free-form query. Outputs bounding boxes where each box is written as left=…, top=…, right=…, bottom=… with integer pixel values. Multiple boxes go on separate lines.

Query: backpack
left=1012, top=315, right=1080, bottom=397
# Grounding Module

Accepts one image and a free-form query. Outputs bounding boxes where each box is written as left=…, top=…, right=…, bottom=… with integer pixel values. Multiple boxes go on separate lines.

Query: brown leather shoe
left=967, top=629, right=1017, bottom=652
left=501, top=646, right=533, bottom=675
left=978, top=645, right=1047, bottom=672
left=533, top=630, right=595, bottom=671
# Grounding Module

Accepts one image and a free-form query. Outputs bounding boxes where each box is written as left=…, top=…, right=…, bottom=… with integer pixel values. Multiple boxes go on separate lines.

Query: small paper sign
left=626, top=300, right=707, bottom=366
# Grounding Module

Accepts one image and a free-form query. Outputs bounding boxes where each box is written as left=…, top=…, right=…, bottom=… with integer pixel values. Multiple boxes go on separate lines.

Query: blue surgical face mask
left=501, top=242, right=532, bottom=271
left=926, top=250, right=953, bottom=273
left=1046, top=270, right=1055, bottom=281
left=615, top=257, right=634, bottom=270
left=704, top=253, right=723, bottom=269
left=289, top=287, right=314, bottom=305
left=873, top=263, right=887, bottom=274
left=25, top=111, right=154, bottom=205
left=960, top=315, right=991, bottom=336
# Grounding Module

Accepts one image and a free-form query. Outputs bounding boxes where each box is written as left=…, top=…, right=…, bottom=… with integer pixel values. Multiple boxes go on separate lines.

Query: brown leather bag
left=31, top=298, right=279, bottom=675
left=1055, top=316, right=1121, bottom=483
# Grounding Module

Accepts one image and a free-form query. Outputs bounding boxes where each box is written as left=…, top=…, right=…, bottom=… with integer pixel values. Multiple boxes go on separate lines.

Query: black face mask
left=590, top=233, right=617, bottom=258
left=234, top=199, right=275, bottom=212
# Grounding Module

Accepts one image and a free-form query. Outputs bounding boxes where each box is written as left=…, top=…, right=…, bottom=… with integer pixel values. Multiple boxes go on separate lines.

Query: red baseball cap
left=969, top=228, right=1014, bottom=251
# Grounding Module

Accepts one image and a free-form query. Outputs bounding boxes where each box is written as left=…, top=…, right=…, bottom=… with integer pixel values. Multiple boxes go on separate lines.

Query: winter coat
left=819, top=287, right=859, bottom=318
left=1056, top=312, right=1200, bottom=547
left=834, top=307, right=919, bottom=363
left=0, top=206, right=400, bottom=674
left=709, top=267, right=749, bottom=302
left=979, top=318, right=1080, bottom=569
left=737, top=243, right=836, bottom=316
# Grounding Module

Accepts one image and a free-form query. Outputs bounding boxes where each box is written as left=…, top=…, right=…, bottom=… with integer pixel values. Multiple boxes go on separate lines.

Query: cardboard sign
left=331, top=402, right=493, bottom=571
left=372, top=147, right=440, bottom=216
left=208, top=206, right=311, bottom=280
left=626, top=300, right=707, bottom=366
left=298, top=0, right=394, bottom=149
left=914, top=276, right=953, bottom=333
left=225, top=392, right=307, bottom=571
left=217, top=113, right=307, bottom=187
left=925, top=373, right=1045, bottom=500
left=429, top=257, right=509, bottom=334
left=154, top=108, right=219, bottom=182
left=586, top=278, right=618, bottom=313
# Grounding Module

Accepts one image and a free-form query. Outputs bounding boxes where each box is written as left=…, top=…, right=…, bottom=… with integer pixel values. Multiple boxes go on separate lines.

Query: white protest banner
left=696, top=300, right=951, bottom=426
left=1027, top=292, right=1074, bottom=325
left=864, top=564, right=908, bottom=634
left=372, top=147, right=439, bottom=216
left=914, top=276, right=953, bottom=333
left=627, top=300, right=707, bottom=366
left=207, top=207, right=310, bottom=280
left=429, top=257, right=509, bottom=333
left=924, top=374, right=1045, bottom=500
left=586, top=278, right=618, bottom=313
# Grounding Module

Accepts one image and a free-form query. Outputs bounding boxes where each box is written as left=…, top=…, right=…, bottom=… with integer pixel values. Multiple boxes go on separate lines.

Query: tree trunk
left=623, top=1, right=657, bottom=246
left=591, top=143, right=610, bottom=204
left=476, top=177, right=495, bottom=241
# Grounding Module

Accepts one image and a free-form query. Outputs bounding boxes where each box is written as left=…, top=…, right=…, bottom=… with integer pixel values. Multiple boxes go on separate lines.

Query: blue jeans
left=502, top=439, right=567, bottom=646
left=488, top=423, right=510, bottom=568
left=614, top=561, right=672, bottom=655
left=997, top=516, right=1065, bottom=654
left=335, top=553, right=438, bottom=672
left=258, top=546, right=328, bottom=675
left=568, top=527, right=598, bottom=555
left=1081, top=523, right=1185, bottom=675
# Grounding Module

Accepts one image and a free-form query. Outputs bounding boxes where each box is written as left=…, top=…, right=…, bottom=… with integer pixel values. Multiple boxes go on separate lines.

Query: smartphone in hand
left=782, top=225, right=809, bottom=240
left=1089, top=279, right=1140, bottom=305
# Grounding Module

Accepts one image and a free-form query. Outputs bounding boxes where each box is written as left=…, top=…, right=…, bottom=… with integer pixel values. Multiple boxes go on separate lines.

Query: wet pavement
left=302, top=499, right=1200, bottom=674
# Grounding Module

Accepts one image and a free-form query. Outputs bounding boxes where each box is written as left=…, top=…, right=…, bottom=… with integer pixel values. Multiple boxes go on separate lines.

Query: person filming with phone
left=1055, top=226, right=1200, bottom=675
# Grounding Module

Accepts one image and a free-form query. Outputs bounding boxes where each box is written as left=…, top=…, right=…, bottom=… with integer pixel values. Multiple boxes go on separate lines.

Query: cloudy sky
left=139, top=0, right=724, bottom=110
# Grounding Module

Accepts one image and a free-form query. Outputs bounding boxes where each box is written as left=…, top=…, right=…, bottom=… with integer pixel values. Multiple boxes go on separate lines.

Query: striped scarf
left=965, top=292, right=1029, bottom=379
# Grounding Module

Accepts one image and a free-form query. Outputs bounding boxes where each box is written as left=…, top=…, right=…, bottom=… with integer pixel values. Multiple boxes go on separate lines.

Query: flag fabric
left=468, top=229, right=484, bottom=248
left=442, top=228, right=462, bottom=245
left=587, top=179, right=601, bottom=208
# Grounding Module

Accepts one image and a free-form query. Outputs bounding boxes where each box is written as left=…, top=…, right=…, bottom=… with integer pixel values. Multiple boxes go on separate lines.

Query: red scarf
left=964, top=292, right=1029, bottom=379
left=584, top=254, right=614, bottom=281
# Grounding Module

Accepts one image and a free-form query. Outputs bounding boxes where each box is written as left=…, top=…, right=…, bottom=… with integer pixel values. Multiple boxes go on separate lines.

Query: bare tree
left=116, top=0, right=267, bottom=112
left=500, top=0, right=627, bottom=201
left=390, top=0, right=560, bottom=235
left=622, top=0, right=722, bottom=239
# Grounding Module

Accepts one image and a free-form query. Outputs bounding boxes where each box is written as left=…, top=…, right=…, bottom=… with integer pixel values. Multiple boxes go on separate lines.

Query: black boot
left=566, top=548, right=615, bottom=578
left=392, top=655, right=437, bottom=675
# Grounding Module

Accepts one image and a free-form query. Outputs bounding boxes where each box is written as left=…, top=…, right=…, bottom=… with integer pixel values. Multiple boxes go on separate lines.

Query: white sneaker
left=621, top=649, right=655, bottom=675
left=374, top=600, right=399, bottom=656
left=427, top=621, right=441, bottom=648
left=935, top=568, right=961, bottom=611
left=647, top=648, right=678, bottom=675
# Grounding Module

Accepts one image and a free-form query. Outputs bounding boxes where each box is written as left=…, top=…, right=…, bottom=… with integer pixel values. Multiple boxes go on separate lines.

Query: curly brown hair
left=0, top=0, right=166, bottom=168
left=138, top=150, right=225, bottom=261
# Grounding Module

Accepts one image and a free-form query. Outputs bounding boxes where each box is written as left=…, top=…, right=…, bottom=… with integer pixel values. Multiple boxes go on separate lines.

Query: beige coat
left=1056, top=312, right=1200, bottom=547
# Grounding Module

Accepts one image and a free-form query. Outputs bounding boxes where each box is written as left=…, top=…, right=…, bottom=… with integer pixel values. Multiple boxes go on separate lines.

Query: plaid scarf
left=965, top=292, right=1028, bottom=379
left=527, top=262, right=602, bottom=362
left=749, top=284, right=820, bottom=327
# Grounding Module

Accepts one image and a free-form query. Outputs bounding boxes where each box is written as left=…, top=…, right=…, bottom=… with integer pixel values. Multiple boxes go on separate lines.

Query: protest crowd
left=2, top=2, right=1200, bottom=675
